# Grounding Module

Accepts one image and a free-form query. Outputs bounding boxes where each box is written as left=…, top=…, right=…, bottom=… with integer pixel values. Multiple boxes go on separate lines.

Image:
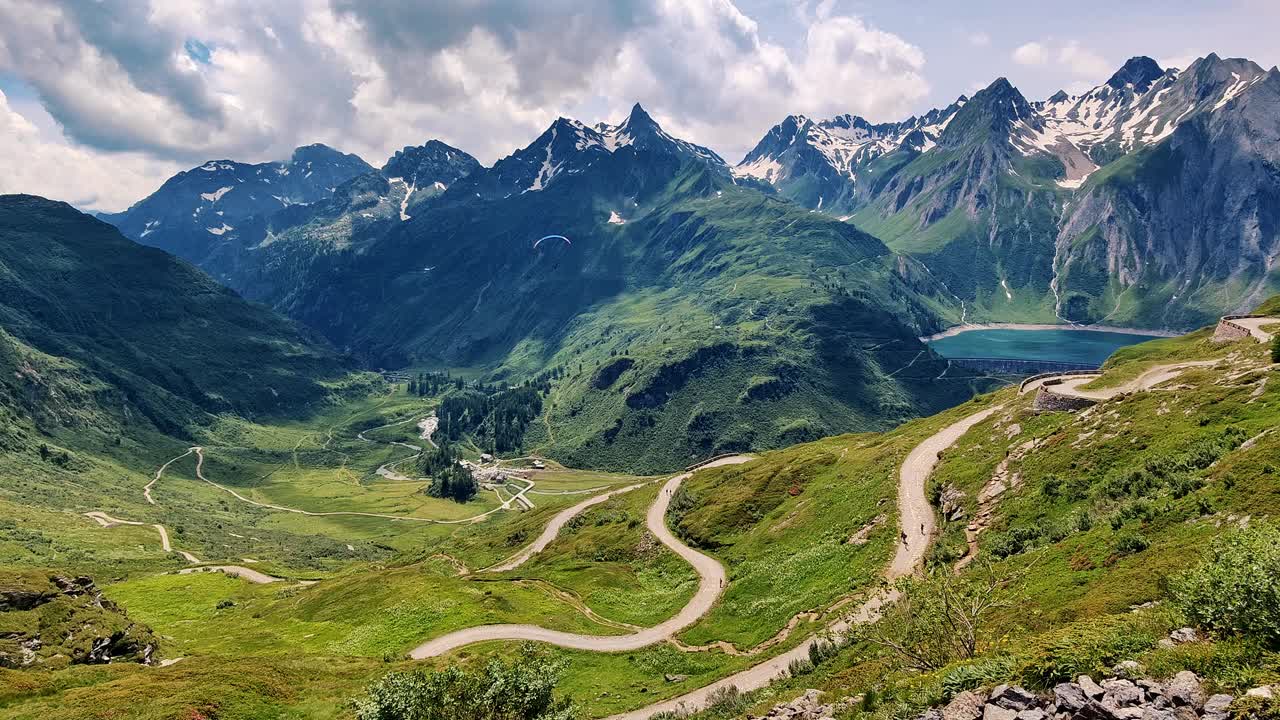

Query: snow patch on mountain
left=200, top=186, right=234, bottom=203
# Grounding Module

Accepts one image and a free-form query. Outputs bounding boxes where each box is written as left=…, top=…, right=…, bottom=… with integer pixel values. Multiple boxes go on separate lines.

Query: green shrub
left=788, top=657, right=815, bottom=676
left=1018, top=613, right=1165, bottom=688
left=1170, top=522, right=1280, bottom=648
left=1271, top=335, right=1279, bottom=364
left=1114, top=533, right=1150, bottom=556
left=941, top=656, right=1017, bottom=699
left=353, top=644, right=575, bottom=720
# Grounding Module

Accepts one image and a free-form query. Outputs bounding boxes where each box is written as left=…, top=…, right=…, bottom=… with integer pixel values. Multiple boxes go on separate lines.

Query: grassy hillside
left=661, top=301, right=1280, bottom=720
left=0, top=195, right=355, bottom=445
left=2, top=293, right=1277, bottom=717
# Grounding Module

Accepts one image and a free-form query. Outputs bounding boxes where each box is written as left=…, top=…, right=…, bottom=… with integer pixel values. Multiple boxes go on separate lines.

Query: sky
left=1, top=0, right=1277, bottom=212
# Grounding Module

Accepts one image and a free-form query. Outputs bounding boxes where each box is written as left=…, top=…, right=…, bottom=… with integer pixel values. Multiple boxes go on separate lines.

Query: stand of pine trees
left=416, top=444, right=477, bottom=503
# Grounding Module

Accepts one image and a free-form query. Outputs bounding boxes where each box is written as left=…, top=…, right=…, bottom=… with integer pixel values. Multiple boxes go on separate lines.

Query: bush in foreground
left=1170, top=522, right=1280, bottom=648
left=354, top=645, right=575, bottom=720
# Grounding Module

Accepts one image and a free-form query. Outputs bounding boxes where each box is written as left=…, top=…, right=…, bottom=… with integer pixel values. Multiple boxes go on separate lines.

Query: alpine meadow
left=2, top=4, right=1280, bottom=720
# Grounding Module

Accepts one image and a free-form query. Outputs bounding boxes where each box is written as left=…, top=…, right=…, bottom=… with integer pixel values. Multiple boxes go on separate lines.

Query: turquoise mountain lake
left=926, top=328, right=1164, bottom=367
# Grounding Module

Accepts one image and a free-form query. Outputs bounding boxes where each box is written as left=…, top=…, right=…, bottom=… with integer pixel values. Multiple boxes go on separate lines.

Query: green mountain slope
left=276, top=156, right=984, bottom=472
left=0, top=194, right=353, bottom=446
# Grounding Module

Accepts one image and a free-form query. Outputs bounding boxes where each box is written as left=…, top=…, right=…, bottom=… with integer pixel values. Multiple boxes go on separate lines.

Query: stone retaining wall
left=1211, top=315, right=1259, bottom=343
left=1033, top=381, right=1098, bottom=412
left=1019, top=370, right=1101, bottom=394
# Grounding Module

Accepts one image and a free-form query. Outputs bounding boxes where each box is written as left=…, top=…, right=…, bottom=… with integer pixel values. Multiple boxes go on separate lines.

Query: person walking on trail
left=920, top=523, right=925, bottom=535
left=900, top=530, right=908, bottom=545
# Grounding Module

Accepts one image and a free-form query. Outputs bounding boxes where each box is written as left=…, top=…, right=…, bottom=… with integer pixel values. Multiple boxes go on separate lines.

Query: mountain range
left=739, top=54, right=1280, bottom=328
left=94, top=53, right=1280, bottom=469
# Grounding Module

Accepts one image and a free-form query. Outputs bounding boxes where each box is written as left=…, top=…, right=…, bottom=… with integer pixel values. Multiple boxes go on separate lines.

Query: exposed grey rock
left=1016, top=709, right=1046, bottom=720
left=1245, top=685, right=1274, bottom=699
left=983, top=703, right=1018, bottom=720
left=1079, top=676, right=1107, bottom=700
left=1164, top=671, right=1204, bottom=708
left=664, top=673, right=688, bottom=683
left=1102, top=679, right=1145, bottom=707
left=991, top=685, right=1039, bottom=711
left=1054, top=683, right=1090, bottom=712
left=1168, top=628, right=1199, bottom=644
left=944, top=690, right=986, bottom=720
left=1112, top=661, right=1145, bottom=679
left=1202, top=693, right=1233, bottom=720
left=1140, top=708, right=1177, bottom=720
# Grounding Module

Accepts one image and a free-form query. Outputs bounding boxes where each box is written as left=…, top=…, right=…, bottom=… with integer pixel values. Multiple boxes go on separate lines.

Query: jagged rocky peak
left=938, top=77, right=1038, bottom=147
left=1047, top=89, right=1070, bottom=103
left=381, top=140, right=480, bottom=187
left=1106, top=56, right=1164, bottom=92
left=1182, top=52, right=1268, bottom=88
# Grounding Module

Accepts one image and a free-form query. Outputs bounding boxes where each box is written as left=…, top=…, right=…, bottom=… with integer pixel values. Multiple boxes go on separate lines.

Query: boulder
left=1054, top=683, right=1090, bottom=712
left=1112, top=661, right=1144, bottom=679
left=1102, top=679, right=1144, bottom=707
left=983, top=703, right=1018, bottom=720
left=1016, top=709, right=1046, bottom=720
left=664, top=674, right=688, bottom=683
left=944, top=690, right=986, bottom=720
left=1163, top=672, right=1204, bottom=708
left=1202, top=693, right=1232, bottom=720
left=1139, top=709, right=1177, bottom=720
left=1079, top=676, right=1107, bottom=700
left=1167, top=628, right=1199, bottom=644
left=991, top=685, right=1039, bottom=711
left=1245, top=686, right=1274, bottom=700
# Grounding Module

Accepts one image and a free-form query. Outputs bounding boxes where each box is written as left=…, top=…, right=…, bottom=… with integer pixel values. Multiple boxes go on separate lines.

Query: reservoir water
left=926, top=328, right=1164, bottom=367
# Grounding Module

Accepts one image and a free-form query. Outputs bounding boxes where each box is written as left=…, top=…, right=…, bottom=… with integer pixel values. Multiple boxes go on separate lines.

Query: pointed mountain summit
left=459, top=103, right=725, bottom=199
left=381, top=139, right=481, bottom=191
left=1106, top=56, right=1164, bottom=92
left=939, top=77, right=1039, bottom=148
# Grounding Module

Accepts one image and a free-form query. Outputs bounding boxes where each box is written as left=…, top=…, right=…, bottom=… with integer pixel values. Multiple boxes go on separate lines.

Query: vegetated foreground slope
left=0, top=194, right=353, bottom=448
left=687, top=301, right=1280, bottom=720
left=0, top=290, right=1275, bottom=718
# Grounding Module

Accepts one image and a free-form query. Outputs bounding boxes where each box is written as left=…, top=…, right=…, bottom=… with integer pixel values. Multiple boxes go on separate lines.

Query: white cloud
left=1057, top=41, right=1111, bottom=78
left=1013, top=41, right=1049, bottom=66
left=1013, top=39, right=1111, bottom=79
left=0, top=0, right=929, bottom=206
left=0, top=90, right=181, bottom=211
left=968, top=32, right=991, bottom=48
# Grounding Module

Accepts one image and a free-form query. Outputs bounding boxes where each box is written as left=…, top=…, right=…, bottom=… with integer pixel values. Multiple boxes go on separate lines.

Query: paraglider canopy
left=533, top=234, right=571, bottom=249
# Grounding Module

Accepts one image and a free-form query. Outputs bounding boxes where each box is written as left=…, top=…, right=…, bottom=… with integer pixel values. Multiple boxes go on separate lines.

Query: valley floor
left=2, top=316, right=1277, bottom=719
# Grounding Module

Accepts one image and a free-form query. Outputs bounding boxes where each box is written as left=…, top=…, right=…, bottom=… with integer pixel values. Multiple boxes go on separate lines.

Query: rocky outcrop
left=917, top=670, right=1246, bottom=720
left=748, top=689, right=861, bottom=720
left=0, top=572, right=158, bottom=668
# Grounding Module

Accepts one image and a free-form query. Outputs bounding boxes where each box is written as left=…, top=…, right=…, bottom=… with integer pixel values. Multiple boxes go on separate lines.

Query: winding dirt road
left=408, top=455, right=752, bottom=659
left=606, top=406, right=1003, bottom=720
left=486, top=481, right=652, bottom=572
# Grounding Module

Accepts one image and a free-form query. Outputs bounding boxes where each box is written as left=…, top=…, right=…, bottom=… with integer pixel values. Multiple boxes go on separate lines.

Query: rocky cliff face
left=1054, top=63, right=1280, bottom=328
left=741, top=54, right=1280, bottom=330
